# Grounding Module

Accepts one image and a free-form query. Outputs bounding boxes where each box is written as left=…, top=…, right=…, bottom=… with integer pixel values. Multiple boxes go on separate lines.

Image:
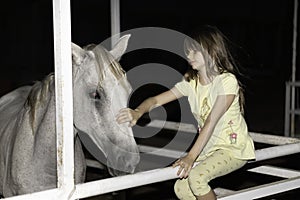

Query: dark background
left=0, top=0, right=299, bottom=135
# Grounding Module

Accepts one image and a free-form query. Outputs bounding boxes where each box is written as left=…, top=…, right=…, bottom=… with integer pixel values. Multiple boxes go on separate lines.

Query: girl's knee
left=188, top=168, right=210, bottom=184
left=188, top=170, right=211, bottom=196
left=174, top=179, right=196, bottom=200
left=174, top=179, right=182, bottom=196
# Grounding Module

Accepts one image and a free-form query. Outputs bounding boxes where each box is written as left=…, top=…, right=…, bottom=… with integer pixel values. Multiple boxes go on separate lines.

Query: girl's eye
left=90, top=91, right=101, bottom=100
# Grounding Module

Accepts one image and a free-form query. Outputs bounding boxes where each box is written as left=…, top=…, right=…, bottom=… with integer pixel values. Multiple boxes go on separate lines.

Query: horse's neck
left=31, top=83, right=76, bottom=147
left=30, top=84, right=58, bottom=145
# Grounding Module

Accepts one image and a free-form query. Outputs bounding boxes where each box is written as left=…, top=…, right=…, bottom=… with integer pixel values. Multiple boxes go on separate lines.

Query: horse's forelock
left=88, top=45, right=125, bottom=84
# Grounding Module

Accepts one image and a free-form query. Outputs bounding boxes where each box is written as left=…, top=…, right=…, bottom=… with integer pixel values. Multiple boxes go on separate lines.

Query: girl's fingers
left=172, top=159, right=181, bottom=168
left=176, top=162, right=186, bottom=178
left=116, top=115, right=132, bottom=124
left=116, top=117, right=128, bottom=124
left=177, top=165, right=184, bottom=177
left=116, top=109, right=134, bottom=124
left=173, top=159, right=192, bottom=178
left=116, top=110, right=129, bottom=118
left=183, top=166, right=191, bottom=178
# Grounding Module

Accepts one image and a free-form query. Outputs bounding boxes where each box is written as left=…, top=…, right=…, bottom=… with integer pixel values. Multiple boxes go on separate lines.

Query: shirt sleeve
left=216, top=73, right=239, bottom=95
left=174, top=78, right=190, bottom=96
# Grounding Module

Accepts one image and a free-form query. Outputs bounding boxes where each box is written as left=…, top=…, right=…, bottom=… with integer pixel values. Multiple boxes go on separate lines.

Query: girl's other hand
left=172, top=155, right=194, bottom=179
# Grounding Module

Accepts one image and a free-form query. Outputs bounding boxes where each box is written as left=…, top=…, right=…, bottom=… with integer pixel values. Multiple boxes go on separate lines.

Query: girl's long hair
left=184, top=25, right=245, bottom=114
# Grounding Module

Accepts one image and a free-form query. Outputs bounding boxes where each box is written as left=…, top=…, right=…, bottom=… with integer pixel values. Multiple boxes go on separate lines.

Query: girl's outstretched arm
left=116, top=87, right=183, bottom=127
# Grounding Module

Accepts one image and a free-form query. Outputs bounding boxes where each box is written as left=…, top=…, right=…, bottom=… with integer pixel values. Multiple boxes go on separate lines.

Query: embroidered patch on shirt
left=200, top=97, right=210, bottom=125
left=228, top=120, right=237, bottom=144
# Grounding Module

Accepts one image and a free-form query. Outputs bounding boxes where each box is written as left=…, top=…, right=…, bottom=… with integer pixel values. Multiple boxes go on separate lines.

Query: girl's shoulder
left=219, top=72, right=236, bottom=80
left=212, top=72, right=238, bottom=88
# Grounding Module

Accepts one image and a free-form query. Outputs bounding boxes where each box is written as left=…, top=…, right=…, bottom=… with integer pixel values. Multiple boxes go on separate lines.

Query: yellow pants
left=174, top=149, right=246, bottom=199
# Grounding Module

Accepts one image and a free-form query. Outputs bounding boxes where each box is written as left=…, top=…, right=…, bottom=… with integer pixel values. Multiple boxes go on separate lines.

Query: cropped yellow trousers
left=174, top=149, right=246, bottom=199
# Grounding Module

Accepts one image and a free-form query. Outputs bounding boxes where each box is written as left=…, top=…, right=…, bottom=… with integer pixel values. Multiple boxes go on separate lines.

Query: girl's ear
left=109, top=34, right=131, bottom=61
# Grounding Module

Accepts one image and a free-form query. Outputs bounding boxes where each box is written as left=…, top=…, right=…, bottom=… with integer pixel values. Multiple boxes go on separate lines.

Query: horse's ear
left=72, top=43, right=86, bottom=65
left=109, top=34, right=131, bottom=61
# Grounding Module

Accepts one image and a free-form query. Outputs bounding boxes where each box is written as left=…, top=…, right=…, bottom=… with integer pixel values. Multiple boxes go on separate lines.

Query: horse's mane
left=25, top=73, right=54, bottom=131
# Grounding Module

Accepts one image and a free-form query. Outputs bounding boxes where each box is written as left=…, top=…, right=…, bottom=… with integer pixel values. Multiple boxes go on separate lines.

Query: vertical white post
left=110, top=0, right=120, bottom=48
left=52, top=0, right=75, bottom=197
left=291, top=0, right=298, bottom=136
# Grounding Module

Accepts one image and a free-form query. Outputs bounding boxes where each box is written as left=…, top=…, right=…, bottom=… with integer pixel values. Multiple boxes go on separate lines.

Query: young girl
left=116, top=25, right=255, bottom=200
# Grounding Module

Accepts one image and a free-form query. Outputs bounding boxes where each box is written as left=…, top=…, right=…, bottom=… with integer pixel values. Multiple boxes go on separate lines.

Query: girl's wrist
left=187, top=152, right=198, bottom=161
left=134, top=108, right=143, bottom=119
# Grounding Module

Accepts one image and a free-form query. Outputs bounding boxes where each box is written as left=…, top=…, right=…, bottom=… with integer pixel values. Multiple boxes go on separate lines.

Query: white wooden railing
left=2, top=0, right=300, bottom=199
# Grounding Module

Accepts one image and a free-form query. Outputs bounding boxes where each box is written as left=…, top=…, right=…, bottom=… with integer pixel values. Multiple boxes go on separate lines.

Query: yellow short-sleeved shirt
left=175, top=73, right=255, bottom=160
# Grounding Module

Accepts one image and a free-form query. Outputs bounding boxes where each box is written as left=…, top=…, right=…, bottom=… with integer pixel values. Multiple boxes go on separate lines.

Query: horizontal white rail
left=138, top=144, right=186, bottom=159
left=80, top=142, right=300, bottom=199
left=72, top=166, right=183, bottom=199
left=249, top=131, right=300, bottom=145
left=218, top=176, right=300, bottom=200
left=84, top=120, right=300, bottom=198
left=137, top=143, right=300, bottom=162
left=253, top=142, right=300, bottom=162
left=80, top=119, right=300, bottom=200
left=3, top=189, right=59, bottom=200
left=147, top=119, right=196, bottom=133
left=147, top=119, right=300, bottom=145
left=248, top=165, right=300, bottom=178
left=6, top=156, right=300, bottom=200
left=214, top=188, right=235, bottom=197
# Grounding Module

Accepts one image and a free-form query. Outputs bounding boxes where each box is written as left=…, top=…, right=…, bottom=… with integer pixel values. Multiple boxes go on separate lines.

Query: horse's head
left=71, top=35, right=139, bottom=176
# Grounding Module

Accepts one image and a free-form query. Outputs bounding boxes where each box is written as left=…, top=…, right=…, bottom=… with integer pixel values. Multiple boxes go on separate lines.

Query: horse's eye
left=90, top=91, right=101, bottom=100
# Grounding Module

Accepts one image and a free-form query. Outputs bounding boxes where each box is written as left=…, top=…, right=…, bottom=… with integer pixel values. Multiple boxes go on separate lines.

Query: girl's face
left=187, top=50, right=205, bottom=71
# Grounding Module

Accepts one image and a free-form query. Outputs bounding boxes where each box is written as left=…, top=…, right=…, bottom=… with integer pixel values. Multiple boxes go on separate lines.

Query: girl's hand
left=116, top=108, right=141, bottom=127
left=172, top=154, right=195, bottom=179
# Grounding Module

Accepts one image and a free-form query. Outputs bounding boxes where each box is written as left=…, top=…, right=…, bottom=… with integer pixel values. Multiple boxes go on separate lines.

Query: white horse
left=0, top=35, right=140, bottom=197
